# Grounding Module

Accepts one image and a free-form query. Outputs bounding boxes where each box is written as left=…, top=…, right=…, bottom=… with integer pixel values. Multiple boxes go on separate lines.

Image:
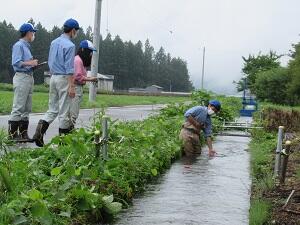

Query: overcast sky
left=1, top=0, right=299, bottom=93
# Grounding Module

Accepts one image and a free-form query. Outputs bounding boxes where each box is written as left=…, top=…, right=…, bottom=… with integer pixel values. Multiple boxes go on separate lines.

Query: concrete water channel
left=113, top=120, right=251, bottom=225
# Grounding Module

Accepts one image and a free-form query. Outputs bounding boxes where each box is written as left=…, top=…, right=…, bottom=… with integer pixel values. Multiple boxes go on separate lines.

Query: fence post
left=102, top=116, right=109, bottom=160
left=280, top=141, right=291, bottom=184
left=94, top=130, right=101, bottom=158
left=274, top=126, right=284, bottom=178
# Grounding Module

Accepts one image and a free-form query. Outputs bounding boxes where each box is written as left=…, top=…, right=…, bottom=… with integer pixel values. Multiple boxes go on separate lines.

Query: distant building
left=129, top=85, right=163, bottom=93
left=44, top=71, right=115, bottom=92
left=88, top=71, right=114, bottom=92
left=145, top=85, right=163, bottom=93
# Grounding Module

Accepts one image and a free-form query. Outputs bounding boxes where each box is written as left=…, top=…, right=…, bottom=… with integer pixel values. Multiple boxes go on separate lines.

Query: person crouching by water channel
left=70, top=40, right=97, bottom=127
left=179, top=100, right=221, bottom=157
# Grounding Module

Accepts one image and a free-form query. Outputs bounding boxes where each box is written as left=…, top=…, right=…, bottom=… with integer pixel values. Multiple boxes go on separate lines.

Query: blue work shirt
left=48, top=34, right=75, bottom=75
left=11, top=39, right=33, bottom=73
left=184, top=106, right=212, bottom=138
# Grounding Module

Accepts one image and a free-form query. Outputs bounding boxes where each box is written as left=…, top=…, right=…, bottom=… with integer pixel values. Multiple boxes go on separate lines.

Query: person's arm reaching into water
left=206, top=137, right=216, bottom=157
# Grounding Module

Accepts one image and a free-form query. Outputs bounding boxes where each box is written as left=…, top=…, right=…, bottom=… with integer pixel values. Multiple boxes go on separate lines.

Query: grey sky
left=1, top=0, right=299, bottom=93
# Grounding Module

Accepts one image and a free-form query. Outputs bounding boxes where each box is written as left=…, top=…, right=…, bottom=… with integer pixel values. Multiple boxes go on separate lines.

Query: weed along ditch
left=1, top=91, right=298, bottom=225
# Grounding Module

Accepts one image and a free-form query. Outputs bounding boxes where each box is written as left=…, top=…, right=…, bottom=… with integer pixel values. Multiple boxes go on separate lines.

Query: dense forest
left=0, top=19, right=193, bottom=92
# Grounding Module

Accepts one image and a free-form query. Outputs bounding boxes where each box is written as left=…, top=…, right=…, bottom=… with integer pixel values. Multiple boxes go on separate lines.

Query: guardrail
left=216, top=120, right=263, bottom=137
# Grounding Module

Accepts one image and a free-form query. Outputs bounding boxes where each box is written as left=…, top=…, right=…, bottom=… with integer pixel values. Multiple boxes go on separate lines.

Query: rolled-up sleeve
left=64, top=46, right=75, bottom=75
left=12, top=44, right=23, bottom=68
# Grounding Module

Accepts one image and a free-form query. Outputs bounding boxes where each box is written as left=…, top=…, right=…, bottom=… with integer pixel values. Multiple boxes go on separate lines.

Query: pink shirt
left=74, top=55, right=87, bottom=85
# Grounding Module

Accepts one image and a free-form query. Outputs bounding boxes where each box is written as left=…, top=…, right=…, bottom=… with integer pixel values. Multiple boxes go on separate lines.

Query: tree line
left=0, top=19, right=193, bottom=92
left=235, top=46, right=300, bottom=105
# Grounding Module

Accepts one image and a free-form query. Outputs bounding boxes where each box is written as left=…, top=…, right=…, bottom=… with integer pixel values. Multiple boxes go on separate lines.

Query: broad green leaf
left=51, top=167, right=62, bottom=176
left=103, top=202, right=122, bottom=215
left=12, top=215, right=28, bottom=225
left=151, top=168, right=158, bottom=176
left=31, top=202, right=52, bottom=225
left=75, top=167, right=82, bottom=176
left=102, top=195, right=114, bottom=203
left=28, top=189, right=43, bottom=201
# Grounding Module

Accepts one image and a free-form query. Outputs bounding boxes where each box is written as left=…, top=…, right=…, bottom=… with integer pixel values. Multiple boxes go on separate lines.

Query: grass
left=260, top=102, right=300, bottom=111
left=0, top=83, right=49, bottom=93
left=249, top=199, right=271, bottom=225
left=0, top=90, right=189, bottom=114
left=248, top=124, right=277, bottom=224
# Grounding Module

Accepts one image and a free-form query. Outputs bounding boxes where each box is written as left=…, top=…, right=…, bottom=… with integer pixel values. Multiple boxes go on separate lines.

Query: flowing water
left=113, top=128, right=251, bottom=225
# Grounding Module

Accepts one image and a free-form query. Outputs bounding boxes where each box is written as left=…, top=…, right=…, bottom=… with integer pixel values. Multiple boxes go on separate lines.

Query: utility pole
left=201, top=46, right=205, bottom=90
left=89, top=0, right=103, bottom=102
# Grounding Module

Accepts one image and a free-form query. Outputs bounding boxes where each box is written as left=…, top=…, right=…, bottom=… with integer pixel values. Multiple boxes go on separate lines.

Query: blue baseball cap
left=19, top=23, right=37, bottom=33
left=64, top=18, right=80, bottom=30
left=79, top=40, right=97, bottom=51
left=209, top=100, right=221, bottom=111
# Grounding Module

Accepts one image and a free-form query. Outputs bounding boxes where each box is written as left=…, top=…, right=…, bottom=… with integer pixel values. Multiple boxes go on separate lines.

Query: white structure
left=145, top=85, right=163, bottom=93
left=88, top=71, right=114, bottom=92
left=129, top=85, right=163, bottom=93
left=97, top=74, right=114, bottom=92
left=44, top=71, right=114, bottom=92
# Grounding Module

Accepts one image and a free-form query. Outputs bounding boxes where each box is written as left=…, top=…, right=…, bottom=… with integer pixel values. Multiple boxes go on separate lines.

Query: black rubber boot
left=59, top=128, right=72, bottom=136
left=19, top=120, right=33, bottom=142
left=33, top=120, right=49, bottom=147
left=8, top=121, right=19, bottom=140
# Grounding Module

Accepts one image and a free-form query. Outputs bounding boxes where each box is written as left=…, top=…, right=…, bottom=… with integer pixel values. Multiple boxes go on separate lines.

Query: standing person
left=179, top=100, right=221, bottom=157
left=8, top=23, right=38, bottom=141
left=70, top=40, right=97, bottom=127
left=33, top=19, right=80, bottom=147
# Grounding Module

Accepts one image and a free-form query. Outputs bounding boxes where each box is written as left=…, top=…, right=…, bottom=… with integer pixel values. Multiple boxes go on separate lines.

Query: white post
left=274, top=126, right=284, bottom=177
left=89, top=0, right=103, bottom=102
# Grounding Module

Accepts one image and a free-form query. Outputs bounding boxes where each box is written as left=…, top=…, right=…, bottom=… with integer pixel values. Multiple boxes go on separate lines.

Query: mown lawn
left=0, top=91, right=189, bottom=114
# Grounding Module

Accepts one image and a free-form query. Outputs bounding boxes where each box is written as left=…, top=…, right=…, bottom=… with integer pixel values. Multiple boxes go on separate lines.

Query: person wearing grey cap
left=8, top=23, right=38, bottom=142
left=33, top=18, right=80, bottom=147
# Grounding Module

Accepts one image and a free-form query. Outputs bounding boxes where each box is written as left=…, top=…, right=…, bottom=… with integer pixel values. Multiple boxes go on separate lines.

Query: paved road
left=0, top=105, right=164, bottom=148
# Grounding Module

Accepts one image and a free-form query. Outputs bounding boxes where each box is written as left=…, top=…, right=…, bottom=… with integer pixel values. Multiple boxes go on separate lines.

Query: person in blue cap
left=179, top=100, right=221, bottom=157
left=8, top=23, right=38, bottom=141
left=70, top=40, right=97, bottom=127
left=33, top=18, right=80, bottom=147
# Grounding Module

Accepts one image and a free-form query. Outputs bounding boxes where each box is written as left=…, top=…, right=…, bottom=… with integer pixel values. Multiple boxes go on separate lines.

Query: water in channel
left=113, top=128, right=251, bottom=225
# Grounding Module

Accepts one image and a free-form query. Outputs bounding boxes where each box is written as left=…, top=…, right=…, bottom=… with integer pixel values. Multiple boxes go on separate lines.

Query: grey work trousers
left=43, top=75, right=72, bottom=129
left=9, top=72, right=34, bottom=121
left=70, top=84, right=84, bottom=126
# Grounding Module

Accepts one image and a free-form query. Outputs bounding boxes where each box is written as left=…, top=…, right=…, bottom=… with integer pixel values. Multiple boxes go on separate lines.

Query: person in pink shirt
left=70, top=40, right=97, bottom=127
